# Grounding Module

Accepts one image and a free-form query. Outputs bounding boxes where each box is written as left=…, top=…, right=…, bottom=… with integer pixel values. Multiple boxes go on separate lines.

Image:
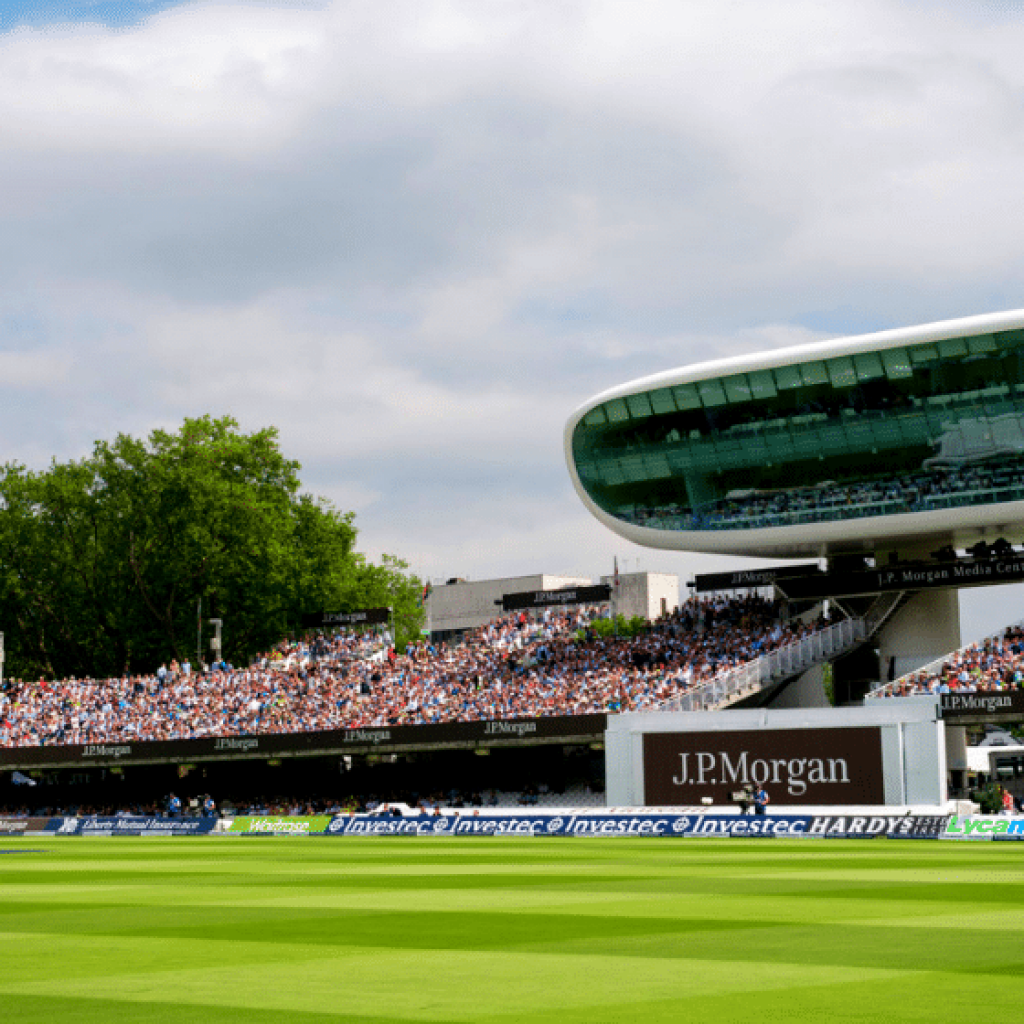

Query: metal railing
left=866, top=614, right=1024, bottom=699
left=655, top=618, right=866, bottom=713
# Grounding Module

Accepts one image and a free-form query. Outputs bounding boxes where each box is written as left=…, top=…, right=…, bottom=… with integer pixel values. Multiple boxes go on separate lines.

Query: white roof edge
left=565, top=309, right=1024, bottom=430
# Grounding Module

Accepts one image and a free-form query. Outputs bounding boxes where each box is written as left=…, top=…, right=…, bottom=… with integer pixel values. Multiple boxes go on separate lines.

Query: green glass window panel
left=747, top=369, right=777, bottom=399
left=871, top=420, right=900, bottom=445
left=939, top=337, right=968, bottom=359
left=822, top=428, right=848, bottom=453
left=827, top=356, right=857, bottom=389
left=698, top=379, right=727, bottom=407
left=882, top=347, right=913, bottom=379
left=968, top=333, right=997, bottom=355
left=605, top=398, right=629, bottom=423
left=854, top=352, right=884, bottom=380
left=800, top=361, right=829, bottom=386
left=644, top=453, right=671, bottom=478
left=583, top=407, right=607, bottom=427
left=626, top=393, right=653, bottom=418
left=619, top=456, right=647, bottom=481
left=792, top=433, right=819, bottom=455
left=995, top=329, right=1024, bottom=348
left=602, top=464, right=626, bottom=486
left=723, top=374, right=753, bottom=403
left=774, top=365, right=802, bottom=390
left=673, top=383, right=702, bottom=409
left=649, top=388, right=677, bottom=414
left=910, top=343, right=939, bottom=365
left=844, top=422, right=872, bottom=445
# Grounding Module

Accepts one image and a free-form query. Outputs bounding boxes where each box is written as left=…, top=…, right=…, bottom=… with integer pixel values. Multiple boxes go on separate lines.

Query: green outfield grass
left=1, top=836, right=1022, bottom=1022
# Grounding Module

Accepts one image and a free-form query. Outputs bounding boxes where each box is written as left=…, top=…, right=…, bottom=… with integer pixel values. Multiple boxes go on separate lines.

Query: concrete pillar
left=878, top=589, right=961, bottom=681
left=944, top=724, right=968, bottom=797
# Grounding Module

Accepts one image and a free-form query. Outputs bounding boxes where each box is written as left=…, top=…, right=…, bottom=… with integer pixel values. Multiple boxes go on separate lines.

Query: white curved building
left=565, top=310, right=1024, bottom=559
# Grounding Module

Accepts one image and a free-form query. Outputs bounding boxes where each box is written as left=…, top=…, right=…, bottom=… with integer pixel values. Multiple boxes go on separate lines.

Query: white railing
left=655, top=618, right=866, bottom=713
left=865, top=614, right=1024, bottom=698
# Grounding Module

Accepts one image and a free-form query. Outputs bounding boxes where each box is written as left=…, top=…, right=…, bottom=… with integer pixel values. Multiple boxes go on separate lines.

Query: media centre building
left=566, top=310, right=1024, bottom=807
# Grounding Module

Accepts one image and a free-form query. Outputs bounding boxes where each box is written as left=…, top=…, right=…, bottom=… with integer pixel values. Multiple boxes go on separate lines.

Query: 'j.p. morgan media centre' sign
left=642, top=727, right=885, bottom=806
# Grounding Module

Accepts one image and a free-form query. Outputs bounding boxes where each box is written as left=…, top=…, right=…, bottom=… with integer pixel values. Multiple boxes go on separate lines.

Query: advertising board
left=642, top=727, right=885, bottom=806
left=227, top=816, right=331, bottom=835
left=321, top=813, right=815, bottom=837
left=0, top=816, right=53, bottom=835
left=0, top=714, right=607, bottom=769
left=44, top=816, right=217, bottom=836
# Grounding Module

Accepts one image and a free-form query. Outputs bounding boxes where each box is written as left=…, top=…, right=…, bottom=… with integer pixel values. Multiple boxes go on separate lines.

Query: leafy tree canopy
left=0, top=416, right=423, bottom=679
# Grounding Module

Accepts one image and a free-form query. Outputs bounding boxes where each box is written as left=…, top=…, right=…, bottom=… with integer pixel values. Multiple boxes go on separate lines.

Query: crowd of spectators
left=622, top=455, right=1024, bottom=533
left=873, top=625, right=1024, bottom=696
left=0, top=594, right=822, bottom=749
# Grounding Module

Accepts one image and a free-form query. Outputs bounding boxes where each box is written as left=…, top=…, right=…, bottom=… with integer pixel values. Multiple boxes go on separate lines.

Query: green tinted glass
left=626, top=393, right=653, bottom=418
left=881, top=348, right=912, bottom=379
left=649, top=388, right=677, bottom=414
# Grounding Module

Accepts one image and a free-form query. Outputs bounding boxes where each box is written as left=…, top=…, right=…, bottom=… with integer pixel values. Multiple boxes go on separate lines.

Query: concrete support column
left=878, top=589, right=961, bottom=681
left=944, top=724, right=968, bottom=797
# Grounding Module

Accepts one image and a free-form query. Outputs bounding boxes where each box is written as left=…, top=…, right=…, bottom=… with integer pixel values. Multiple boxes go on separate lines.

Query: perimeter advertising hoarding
left=227, top=816, right=331, bottom=835
left=323, top=813, right=814, bottom=837
left=12, top=812, right=949, bottom=839
left=642, top=727, right=885, bottom=806
left=0, top=714, right=607, bottom=769
left=0, top=816, right=53, bottom=835
left=45, top=816, right=218, bottom=836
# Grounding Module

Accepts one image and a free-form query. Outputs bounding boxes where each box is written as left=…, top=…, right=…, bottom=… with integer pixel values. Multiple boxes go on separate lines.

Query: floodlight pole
left=209, top=618, right=223, bottom=666
left=0, top=631, right=4, bottom=689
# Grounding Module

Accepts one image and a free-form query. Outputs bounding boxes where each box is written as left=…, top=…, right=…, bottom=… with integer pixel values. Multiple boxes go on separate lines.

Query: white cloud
left=3, top=0, right=1024, bottom=645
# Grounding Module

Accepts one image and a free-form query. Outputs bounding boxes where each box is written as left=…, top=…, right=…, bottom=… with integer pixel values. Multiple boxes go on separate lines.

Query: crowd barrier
left=0, top=811, right=961, bottom=839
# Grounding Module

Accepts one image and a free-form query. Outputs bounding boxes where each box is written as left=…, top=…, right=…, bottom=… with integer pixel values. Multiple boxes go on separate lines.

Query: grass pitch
left=1, top=836, right=1022, bottom=1023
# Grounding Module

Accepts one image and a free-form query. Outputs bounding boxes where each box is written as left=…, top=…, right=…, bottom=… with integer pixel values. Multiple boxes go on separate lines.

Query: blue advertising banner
left=323, top=813, right=815, bottom=837
left=47, top=816, right=218, bottom=836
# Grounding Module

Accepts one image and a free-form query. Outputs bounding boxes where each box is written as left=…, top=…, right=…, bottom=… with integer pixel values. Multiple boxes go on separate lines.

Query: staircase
left=654, top=617, right=867, bottom=713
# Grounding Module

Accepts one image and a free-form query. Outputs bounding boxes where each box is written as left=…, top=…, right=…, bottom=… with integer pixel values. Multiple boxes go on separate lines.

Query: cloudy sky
left=3, top=0, right=1024, bottom=641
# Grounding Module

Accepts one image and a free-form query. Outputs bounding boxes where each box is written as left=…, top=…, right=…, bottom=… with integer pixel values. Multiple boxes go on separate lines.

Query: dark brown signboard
left=691, top=564, right=820, bottom=593
left=0, top=816, right=51, bottom=835
left=501, top=585, right=611, bottom=611
left=776, top=557, right=1024, bottom=601
left=301, top=607, right=391, bottom=628
left=0, top=713, right=608, bottom=769
left=940, top=691, right=1024, bottom=722
left=643, top=727, right=884, bottom=806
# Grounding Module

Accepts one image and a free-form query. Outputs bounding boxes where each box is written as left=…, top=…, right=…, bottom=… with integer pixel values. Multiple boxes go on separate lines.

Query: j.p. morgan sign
left=643, top=727, right=884, bottom=806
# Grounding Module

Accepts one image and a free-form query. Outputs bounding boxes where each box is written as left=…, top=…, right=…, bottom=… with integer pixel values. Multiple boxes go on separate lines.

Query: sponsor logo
left=645, top=728, right=883, bottom=806
left=672, top=751, right=848, bottom=797
left=323, top=812, right=813, bottom=838
left=0, top=818, right=29, bottom=834
left=343, top=729, right=391, bottom=745
left=227, top=816, right=330, bottom=835
left=82, top=744, right=132, bottom=759
left=483, top=721, right=537, bottom=737
left=945, top=815, right=1024, bottom=838
left=810, top=815, right=949, bottom=838
left=214, top=737, right=260, bottom=752
left=943, top=694, right=1013, bottom=712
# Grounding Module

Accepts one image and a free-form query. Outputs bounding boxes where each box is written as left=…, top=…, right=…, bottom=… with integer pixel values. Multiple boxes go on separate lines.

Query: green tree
left=0, top=416, right=422, bottom=679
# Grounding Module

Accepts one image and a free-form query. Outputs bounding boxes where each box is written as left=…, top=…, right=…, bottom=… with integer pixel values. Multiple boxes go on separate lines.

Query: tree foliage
left=0, top=416, right=423, bottom=679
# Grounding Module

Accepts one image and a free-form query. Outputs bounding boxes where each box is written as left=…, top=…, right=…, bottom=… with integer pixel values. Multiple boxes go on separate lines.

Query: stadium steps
left=654, top=617, right=867, bottom=713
